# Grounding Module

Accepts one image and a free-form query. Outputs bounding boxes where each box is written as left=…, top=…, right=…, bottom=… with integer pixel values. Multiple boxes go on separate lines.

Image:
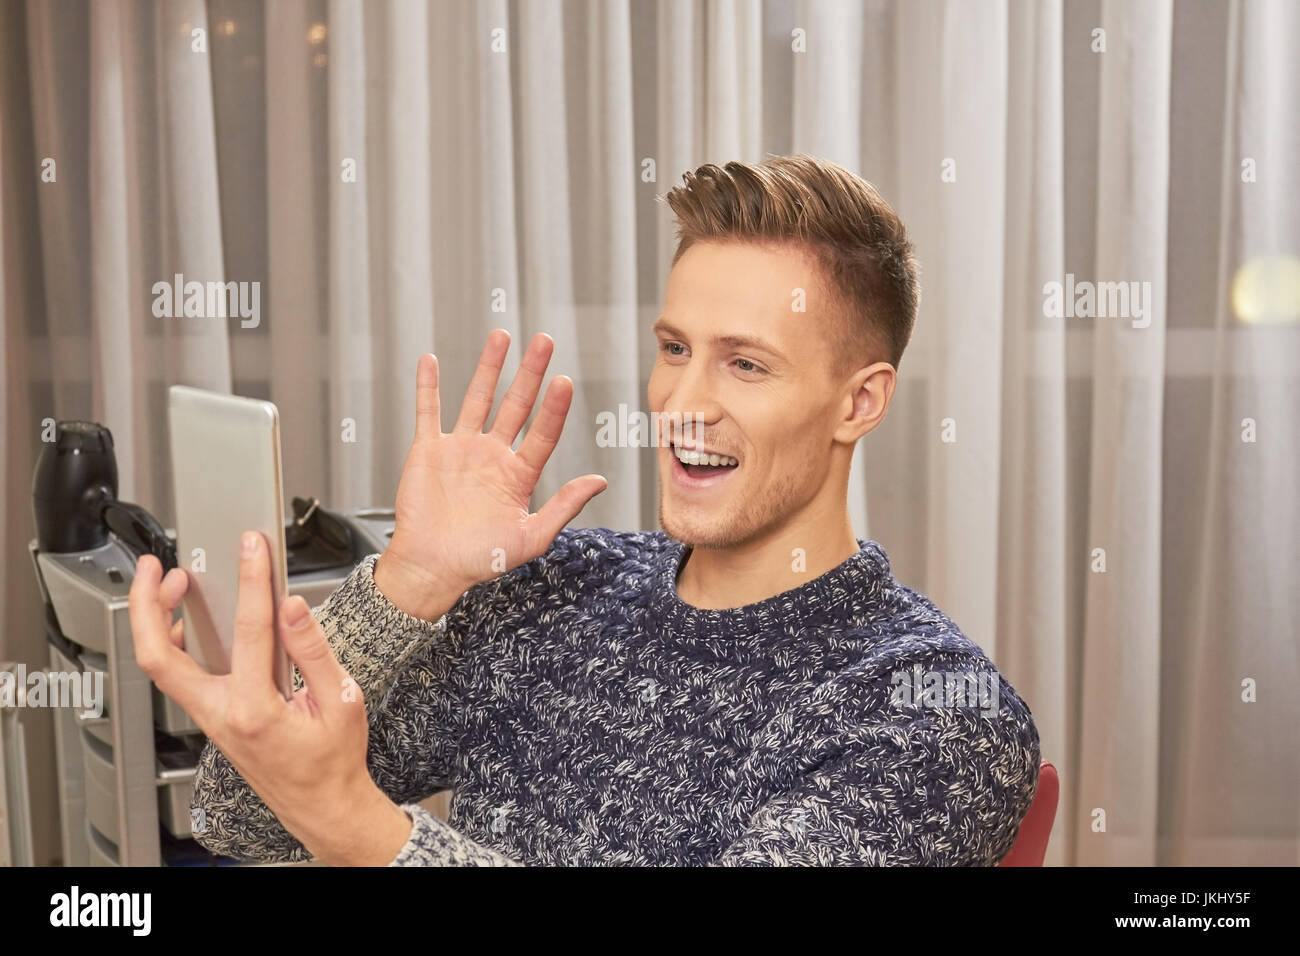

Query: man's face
left=648, top=240, right=851, bottom=549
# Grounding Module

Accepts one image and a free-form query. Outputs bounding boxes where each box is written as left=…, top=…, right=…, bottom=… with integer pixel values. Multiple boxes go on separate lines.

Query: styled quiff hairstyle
left=663, top=155, right=920, bottom=371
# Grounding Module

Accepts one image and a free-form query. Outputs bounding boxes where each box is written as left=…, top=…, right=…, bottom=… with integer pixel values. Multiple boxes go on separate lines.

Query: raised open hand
left=375, top=331, right=607, bottom=620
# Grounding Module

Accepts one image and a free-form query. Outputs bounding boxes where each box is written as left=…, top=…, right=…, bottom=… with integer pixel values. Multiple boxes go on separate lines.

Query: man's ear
left=834, top=361, right=896, bottom=444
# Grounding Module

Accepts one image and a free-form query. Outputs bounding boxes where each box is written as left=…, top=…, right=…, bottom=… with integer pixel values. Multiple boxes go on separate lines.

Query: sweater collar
left=647, top=534, right=896, bottom=640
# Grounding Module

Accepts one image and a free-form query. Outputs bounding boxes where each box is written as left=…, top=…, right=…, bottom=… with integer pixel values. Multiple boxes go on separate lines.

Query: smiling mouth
left=669, top=444, right=739, bottom=480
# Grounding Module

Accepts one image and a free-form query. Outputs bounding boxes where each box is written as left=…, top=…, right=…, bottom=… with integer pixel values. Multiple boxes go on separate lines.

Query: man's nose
left=659, top=364, right=721, bottom=441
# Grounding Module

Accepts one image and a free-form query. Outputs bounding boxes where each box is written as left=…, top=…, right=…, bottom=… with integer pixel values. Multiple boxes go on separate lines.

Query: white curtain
left=2, top=0, right=1295, bottom=867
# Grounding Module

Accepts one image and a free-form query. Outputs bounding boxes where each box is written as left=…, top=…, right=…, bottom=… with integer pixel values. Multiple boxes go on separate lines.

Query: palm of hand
left=386, top=330, right=607, bottom=592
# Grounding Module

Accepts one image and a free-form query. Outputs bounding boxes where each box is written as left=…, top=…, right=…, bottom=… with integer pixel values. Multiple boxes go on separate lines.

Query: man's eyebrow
left=714, top=333, right=783, bottom=357
left=651, top=318, right=786, bottom=359
left=651, top=317, right=683, bottom=337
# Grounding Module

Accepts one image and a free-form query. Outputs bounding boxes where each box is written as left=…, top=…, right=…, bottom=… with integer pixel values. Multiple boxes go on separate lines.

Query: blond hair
left=664, top=155, right=919, bottom=371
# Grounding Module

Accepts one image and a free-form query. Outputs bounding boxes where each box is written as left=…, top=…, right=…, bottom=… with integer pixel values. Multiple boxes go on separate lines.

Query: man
left=129, top=156, right=1041, bottom=866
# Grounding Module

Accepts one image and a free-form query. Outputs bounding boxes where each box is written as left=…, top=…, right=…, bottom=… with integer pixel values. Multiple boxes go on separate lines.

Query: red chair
left=998, top=760, right=1058, bottom=866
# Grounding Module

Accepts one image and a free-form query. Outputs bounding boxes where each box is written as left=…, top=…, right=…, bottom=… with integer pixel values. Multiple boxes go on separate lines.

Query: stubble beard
left=657, top=466, right=802, bottom=550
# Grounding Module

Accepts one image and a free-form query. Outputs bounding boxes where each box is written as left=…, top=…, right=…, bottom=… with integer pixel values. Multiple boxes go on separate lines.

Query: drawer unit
left=85, top=816, right=119, bottom=867
left=81, top=731, right=118, bottom=845
left=152, top=685, right=200, bottom=735
left=157, top=779, right=196, bottom=839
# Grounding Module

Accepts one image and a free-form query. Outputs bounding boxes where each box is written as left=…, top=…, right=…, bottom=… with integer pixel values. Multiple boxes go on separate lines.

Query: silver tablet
left=168, top=385, right=293, bottom=700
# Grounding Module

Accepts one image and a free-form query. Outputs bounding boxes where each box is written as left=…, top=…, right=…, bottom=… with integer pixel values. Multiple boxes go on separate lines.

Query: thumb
left=527, top=475, right=607, bottom=554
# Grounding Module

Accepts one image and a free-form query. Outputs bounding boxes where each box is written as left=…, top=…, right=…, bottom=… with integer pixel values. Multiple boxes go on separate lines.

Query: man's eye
left=736, top=358, right=762, bottom=373
left=663, top=342, right=686, bottom=356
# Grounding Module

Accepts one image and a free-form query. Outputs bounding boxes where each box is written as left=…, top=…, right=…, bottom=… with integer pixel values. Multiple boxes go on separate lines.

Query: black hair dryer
left=32, top=420, right=177, bottom=570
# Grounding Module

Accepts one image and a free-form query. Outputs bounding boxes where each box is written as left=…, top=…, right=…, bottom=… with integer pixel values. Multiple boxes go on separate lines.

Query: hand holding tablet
left=125, top=333, right=605, bottom=863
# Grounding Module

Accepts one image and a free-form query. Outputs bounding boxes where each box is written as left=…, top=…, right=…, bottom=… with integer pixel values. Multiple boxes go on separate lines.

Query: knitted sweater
left=190, top=527, right=1041, bottom=866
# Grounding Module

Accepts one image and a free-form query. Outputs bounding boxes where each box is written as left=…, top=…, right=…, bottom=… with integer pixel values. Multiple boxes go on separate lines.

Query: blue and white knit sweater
left=191, top=527, right=1041, bottom=866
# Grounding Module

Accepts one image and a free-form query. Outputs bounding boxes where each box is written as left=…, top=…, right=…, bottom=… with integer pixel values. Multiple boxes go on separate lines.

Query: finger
left=514, top=375, right=573, bottom=476
left=128, top=555, right=218, bottom=724
left=527, top=474, right=608, bottom=553
left=158, top=565, right=190, bottom=611
left=286, top=685, right=319, bottom=717
left=168, top=617, right=185, bottom=649
left=413, top=353, right=442, bottom=441
left=453, top=329, right=511, bottom=435
left=128, top=560, right=189, bottom=618
left=488, top=333, right=553, bottom=445
left=229, top=531, right=278, bottom=699
left=277, top=595, right=355, bottom=717
left=128, top=556, right=175, bottom=651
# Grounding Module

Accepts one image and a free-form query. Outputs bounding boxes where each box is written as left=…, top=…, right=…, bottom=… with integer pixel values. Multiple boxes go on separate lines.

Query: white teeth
left=672, top=446, right=738, bottom=467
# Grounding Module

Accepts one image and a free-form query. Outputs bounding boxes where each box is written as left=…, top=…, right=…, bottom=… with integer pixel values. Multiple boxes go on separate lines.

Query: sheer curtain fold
left=706, top=0, right=762, bottom=162
left=268, top=0, right=330, bottom=504
left=89, top=0, right=137, bottom=479
left=1175, top=0, right=1300, bottom=865
left=998, top=0, right=1067, bottom=866
left=381, top=0, right=433, bottom=481
left=1, top=0, right=1294, bottom=866
left=927, top=0, right=1009, bottom=657
left=579, top=0, right=643, bottom=529
left=656, top=0, right=706, bottom=282
left=156, top=0, right=232, bottom=397
left=324, top=0, right=373, bottom=504
left=1076, top=0, right=1173, bottom=866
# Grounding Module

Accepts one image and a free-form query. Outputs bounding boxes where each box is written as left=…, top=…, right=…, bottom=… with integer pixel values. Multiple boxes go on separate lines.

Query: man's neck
left=674, top=516, right=861, bottom=611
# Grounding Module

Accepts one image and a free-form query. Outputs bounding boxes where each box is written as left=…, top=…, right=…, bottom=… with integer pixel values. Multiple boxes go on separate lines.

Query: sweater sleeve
left=189, top=553, right=465, bottom=863
left=387, top=804, right=523, bottom=866
left=709, top=686, right=1042, bottom=867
